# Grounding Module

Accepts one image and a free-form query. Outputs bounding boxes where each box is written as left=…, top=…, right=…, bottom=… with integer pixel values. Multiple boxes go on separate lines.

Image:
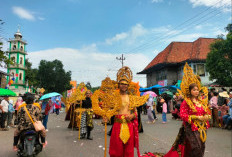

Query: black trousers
left=0, top=112, right=7, bottom=128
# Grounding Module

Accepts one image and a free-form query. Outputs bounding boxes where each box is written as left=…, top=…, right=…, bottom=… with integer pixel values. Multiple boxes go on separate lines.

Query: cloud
left=151, top=0, right=163, bottom=3
left=189, top=0, right=231, bottom=11
left=28, top=47, right=149, bottom=87
left=38, top=17, right=45, bottom=21
left=12, top=6, right=35, bottom=21
left=104, top=23, right=147, bottom=46
left=105, top=33, right=128, bottom=45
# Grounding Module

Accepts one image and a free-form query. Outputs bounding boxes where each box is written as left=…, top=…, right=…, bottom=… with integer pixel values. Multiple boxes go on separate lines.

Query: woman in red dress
left=142, top=63, right=211, bottom=157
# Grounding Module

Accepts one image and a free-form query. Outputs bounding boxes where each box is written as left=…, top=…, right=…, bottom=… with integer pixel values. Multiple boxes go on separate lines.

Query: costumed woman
left=80, top=90, right=94, bottom=140
left=142, top=63, right=211, bottom=157
left=108, top=66, right=148, bottom=157
left=165, top=63, right=211, bottom=157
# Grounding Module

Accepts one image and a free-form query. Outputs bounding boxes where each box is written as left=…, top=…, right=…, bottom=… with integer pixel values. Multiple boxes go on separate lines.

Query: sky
left=0, top=0, right=231, bottom=87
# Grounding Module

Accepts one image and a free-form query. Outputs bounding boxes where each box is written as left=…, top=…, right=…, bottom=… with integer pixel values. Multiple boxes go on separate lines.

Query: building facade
left=7, top=29, right=27, bottom=93
left=138, top=38, right=217, bottom=87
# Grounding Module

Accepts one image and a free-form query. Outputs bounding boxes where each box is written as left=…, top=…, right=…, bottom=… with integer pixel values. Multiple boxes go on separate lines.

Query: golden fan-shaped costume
left=178, top=63, right=208, bottom=113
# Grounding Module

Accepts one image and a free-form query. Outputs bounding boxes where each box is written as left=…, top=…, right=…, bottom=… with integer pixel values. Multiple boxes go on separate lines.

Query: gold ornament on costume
left=65, top=82, right=87, bottom=112
left=177, top=63, right=208, bottom=113
left=92, top=77, right=121, bottom=157
left=117, top=66, right=133, bottom=84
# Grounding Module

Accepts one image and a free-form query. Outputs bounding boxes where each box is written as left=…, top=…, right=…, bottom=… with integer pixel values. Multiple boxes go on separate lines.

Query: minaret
left=7, top=27, right=27, bottom=90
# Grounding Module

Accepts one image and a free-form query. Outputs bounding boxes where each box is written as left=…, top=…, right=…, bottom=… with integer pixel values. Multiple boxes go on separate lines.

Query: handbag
left=24, top=106, right=45, bottom=132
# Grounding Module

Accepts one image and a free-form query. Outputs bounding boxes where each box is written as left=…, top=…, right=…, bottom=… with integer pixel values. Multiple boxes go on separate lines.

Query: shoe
left=87, top=137, right=93, bottom=140
left=152, top=120, right=156, bottom=124
left=46, top=129, right=49, bottom=132
left=162, top=122, right=166, bottom=124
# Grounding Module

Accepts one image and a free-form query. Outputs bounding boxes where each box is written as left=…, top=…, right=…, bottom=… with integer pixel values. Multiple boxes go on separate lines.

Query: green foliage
left=206, top=24, right=232, bottom=86
left=0, top=42, right=13, bottom=66
left=37, top=59, right=72, bottom=93
left=25, top=59, right=38, bottom=87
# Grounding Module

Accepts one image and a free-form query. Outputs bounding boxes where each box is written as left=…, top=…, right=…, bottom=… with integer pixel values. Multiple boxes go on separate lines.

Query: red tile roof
left=141, top=38, right=216, bottom=73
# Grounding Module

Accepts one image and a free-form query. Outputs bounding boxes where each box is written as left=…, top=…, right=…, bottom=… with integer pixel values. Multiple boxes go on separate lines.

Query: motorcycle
left=17, top=129, right=43, bottom=157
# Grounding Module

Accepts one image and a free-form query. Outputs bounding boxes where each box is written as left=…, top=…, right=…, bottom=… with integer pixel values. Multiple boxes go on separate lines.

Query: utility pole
left=116, top=54, right=125, bottom=67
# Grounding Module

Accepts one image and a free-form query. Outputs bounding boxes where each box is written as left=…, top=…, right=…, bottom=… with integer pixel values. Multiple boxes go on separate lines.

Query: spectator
left=42, top=99, right=52, bottom=131
left=0, top=96, right=9, bottom=131
left=209, top=92, right=220, bottom=127
left=146, top=95, right=155, bottom=124
left=222, top=92, right=232, bottom=129
left=7, top=99, right=15, bottom=128
left=160, top=98, right=167, bottom=124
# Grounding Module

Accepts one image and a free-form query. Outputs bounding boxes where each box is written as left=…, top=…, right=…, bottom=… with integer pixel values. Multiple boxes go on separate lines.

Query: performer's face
left=190, top=86, right=199, bottom=98
left=86, top=91, right=91, bottom=98
left=119, top=83, right=128, bottom=93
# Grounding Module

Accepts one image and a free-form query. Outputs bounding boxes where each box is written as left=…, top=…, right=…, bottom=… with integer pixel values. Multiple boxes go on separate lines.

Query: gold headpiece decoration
left=178, top=63, right=208, bottom=112
left=128, top=82, right=140, bottom=96
left=117, top=66, right=133, bottom=84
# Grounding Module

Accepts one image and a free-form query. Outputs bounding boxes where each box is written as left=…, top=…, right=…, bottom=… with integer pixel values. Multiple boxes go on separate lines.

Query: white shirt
left=1, top=99, right=9, bottom=112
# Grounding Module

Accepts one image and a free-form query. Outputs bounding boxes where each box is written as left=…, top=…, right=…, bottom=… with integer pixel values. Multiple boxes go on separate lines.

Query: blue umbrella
left=39, top=92, right=61, bottom=100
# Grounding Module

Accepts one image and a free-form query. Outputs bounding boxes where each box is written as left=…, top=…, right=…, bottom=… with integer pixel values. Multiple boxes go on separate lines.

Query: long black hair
left=22, top=93, right=35, bottom=104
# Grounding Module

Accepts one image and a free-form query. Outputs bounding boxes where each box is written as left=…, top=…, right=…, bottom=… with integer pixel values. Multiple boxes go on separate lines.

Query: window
left=12, top=45, right=16, bottom=50
left=197, top=64, right=205, bottom=77
left=156, top=70, right=167, bottom=81
left=11, top=57, right=16, bottom=64
left=20, top=57, right=23, bottom=64
left=19, top=73, right=22, bottom=80
left=20, top=46, right=23, bottom=51
left=192, top=63, right=206, bottom=77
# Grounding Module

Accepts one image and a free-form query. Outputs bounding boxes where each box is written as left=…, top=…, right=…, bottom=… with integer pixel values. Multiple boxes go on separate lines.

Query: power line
left=125, top=1, right=228, bottom=54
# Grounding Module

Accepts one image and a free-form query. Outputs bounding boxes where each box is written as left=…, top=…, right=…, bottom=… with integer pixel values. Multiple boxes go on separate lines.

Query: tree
left=25, top=59, right=38, bottom=87
left=86, top=82, right=92, bottom=90
left=0, top=20, right=12, bottom=67
left=206, top=24, right=232, bottom=86
left=37, top=59, right=72, bottom=93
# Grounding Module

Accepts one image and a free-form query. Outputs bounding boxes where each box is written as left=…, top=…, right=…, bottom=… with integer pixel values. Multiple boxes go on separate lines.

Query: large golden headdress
left=116, top=66, right=133, bottom=84
left=178, top=63, right=208, bottom=112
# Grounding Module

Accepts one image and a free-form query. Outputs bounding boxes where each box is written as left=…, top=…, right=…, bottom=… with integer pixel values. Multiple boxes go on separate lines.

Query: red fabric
left=133, top=112, right=140, bottom=157
left=109, top=115, right=135, bottom=157
left=180, top=100, right=210, bottom=131
left=164, top=145, right=185, bottom=157
left=55, top=102, right=61, bottom=109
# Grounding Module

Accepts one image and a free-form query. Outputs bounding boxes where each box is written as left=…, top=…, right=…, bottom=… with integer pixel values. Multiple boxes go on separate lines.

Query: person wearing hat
left=108, top=66, right=148, bottom=157
left=222, top=91, right=232, bottom=129
left=0, top=96, right=9, bottom=131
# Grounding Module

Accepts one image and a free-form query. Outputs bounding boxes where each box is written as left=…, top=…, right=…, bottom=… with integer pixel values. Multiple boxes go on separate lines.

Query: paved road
left=0, top=112, right=231, bottom=157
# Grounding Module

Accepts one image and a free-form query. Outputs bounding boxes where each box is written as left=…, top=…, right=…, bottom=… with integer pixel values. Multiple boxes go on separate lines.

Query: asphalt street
left=0, top=111, right=231, bottom=157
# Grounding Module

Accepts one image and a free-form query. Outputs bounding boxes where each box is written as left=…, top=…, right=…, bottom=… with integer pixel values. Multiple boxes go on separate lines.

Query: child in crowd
left=160, top=98, right=167, bottom=124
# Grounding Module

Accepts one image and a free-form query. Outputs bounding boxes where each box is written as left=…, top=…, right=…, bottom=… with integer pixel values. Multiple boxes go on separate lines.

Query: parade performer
left=80, top=90, right=94, bottom=140
left=142, top=63, right=211, bottom=157
left=108, top=66, right=148, bottom=157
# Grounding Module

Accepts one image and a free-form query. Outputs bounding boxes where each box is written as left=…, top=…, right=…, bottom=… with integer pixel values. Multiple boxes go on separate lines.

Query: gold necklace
left=193, top=99, right=202, bottom=108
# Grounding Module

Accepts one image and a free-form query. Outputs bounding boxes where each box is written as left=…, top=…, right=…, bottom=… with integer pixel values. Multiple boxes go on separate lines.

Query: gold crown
left=116, top=66, right=133, bottom=84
